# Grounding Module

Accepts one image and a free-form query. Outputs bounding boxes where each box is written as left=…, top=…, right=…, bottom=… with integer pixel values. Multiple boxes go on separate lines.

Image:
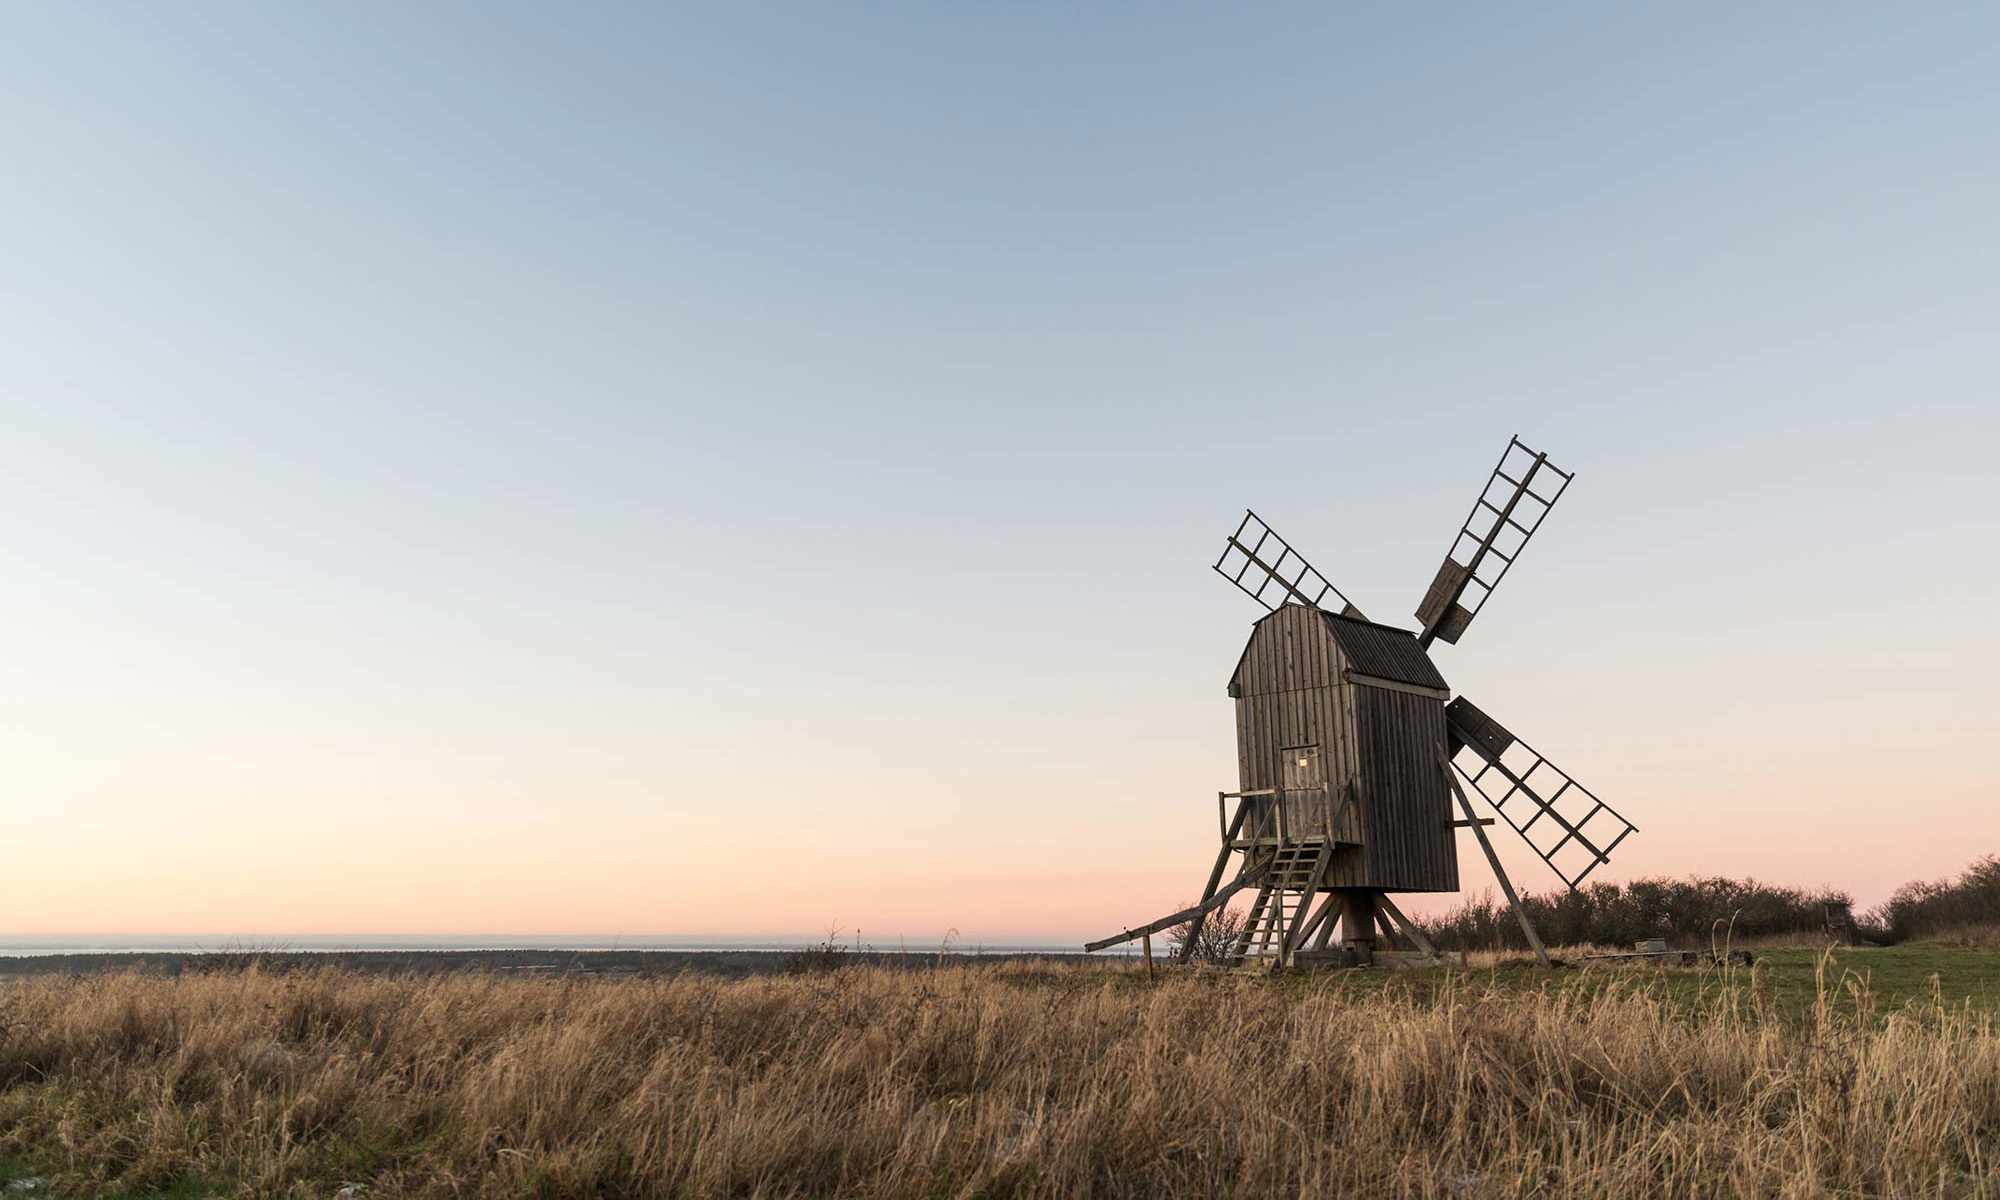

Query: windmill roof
left=1231, top=605, right=1449, bottom=692
left=1317, top=611, right=1449, bottom=690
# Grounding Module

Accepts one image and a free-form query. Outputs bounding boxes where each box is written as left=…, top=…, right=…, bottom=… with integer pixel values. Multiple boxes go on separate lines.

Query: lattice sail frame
left=1446, top=696, right=1636, bottom=890
left=1213, top=510, right=1365, bottom=617
left=1416, top=436, right=1574, bottom=647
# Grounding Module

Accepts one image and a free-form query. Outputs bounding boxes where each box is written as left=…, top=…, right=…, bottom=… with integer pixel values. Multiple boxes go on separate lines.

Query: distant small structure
left=1824, top=901, right=1857, bottom=945
left=1089, top=437, right=1640, bottom=971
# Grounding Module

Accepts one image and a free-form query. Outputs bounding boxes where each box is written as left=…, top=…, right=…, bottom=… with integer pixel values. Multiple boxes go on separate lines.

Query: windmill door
left=1279, top=745, right=1323, bottom=839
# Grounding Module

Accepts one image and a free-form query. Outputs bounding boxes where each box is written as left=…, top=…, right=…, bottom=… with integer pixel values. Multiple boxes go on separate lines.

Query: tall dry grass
left=1, top=961, right=1996, bottom=1197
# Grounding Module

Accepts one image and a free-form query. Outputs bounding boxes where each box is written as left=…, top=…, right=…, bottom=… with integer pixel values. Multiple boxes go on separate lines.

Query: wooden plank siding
left=1228, top=604, right=1456, bottom=892
left=1352, top=687, right=1460, bottom=891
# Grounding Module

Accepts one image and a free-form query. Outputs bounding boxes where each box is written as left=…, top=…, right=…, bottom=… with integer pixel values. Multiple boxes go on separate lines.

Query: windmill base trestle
left=1091, top=782, right=1547, bottom=971
left=1223, top=877, right=1441, bottom=973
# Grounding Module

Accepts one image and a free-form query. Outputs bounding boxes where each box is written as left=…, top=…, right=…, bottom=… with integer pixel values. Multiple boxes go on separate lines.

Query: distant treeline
left=1413, top=853, right=2000, bottom=951
left=1875, top=854, right=2000, bottom=943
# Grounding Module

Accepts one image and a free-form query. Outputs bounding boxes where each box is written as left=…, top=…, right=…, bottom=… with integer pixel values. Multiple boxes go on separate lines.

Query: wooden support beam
left=1183, top=798, right=1250, bottom=959
left=1083, top=858, right=1271, bottom=952
left=1310, top=895, right=1344, bottom=950
left=1142, top=933, right=1154, bottom=980
left=1439, top=746, right=1551, bottom=967
left=1280, top=843, right=1337, bottom=964
left=1342, top=671, right=1453, bottom=701
left=1292, top=890, right=1340, bottom=951
left=1375, top=894, right=1442, bottom=959
left=1338, top=888, right=1379, bottom=965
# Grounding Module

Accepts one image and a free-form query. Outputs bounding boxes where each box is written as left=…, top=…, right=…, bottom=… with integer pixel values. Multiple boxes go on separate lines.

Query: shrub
left=784, top=927, right=863, bottom=974
left=1166, top=903, right=1247, bottom=964
left=1870, top=854, right=2000, bottom=943
left=1416, top=875, right=1852, bottom=951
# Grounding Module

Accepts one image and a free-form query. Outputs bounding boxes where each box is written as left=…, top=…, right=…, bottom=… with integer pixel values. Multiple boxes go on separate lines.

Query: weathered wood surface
left=1231, top=606, right=1362, bottom=852
left=1318, top=614, right=1449, bottom=689
left=1353, top=686, right=1458, bottom=892
left=1415, top=557, right=1470, bottom=631
left=1343, top=670, right=1452, bottom=701
left=1376, top=894, right=1442, bottom=958
left=1226, top=604, right=1459, bottom=892
left=1309, top=894, right=1343, bottom=950
left=1373, top=949, right=1467, bottom=968
left=1293, top=891, right=1341, bottom=950
left=1293, top=946, right=1361, bottom=969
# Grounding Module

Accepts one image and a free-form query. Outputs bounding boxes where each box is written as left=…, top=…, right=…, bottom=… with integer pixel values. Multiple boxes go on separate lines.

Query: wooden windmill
left=1088, top=436, right=1637, bottom=970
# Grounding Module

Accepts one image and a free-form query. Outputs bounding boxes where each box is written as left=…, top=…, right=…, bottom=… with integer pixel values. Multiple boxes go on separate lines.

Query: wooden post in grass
left=1142, top=933, right=1154, bottom=979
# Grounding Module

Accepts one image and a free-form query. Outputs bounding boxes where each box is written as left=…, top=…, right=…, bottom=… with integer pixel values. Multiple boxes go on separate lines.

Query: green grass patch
left=1133, top=940, right=2000, bottom=1023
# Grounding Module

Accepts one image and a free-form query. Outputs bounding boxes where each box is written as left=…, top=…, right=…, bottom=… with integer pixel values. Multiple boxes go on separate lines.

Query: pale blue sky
left=3, top=5, right=1996, bottom=939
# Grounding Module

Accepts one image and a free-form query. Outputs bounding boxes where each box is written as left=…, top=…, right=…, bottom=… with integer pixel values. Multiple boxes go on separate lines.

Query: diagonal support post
left=1083, top=855, right=1270, bottom=953
left=1178, top=797, right=1250, bottom=959
left=1280, top=841, right=1337, bottom=965
left=1375, top=894, right=1442, bottom=960
left=1291, top=891, right=1341, bottom=950
left=1438, top=745, right=1551, bottom=967
left=1310, top=894, right=1345, bottom=950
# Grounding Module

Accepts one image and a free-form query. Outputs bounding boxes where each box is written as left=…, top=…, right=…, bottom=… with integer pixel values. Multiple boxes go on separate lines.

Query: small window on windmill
left=1280, top=745, right=1322, bottom=792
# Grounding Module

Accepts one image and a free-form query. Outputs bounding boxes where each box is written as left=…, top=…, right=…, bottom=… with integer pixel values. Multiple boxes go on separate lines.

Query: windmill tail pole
left=1083, top=859, right=1271, bottom=953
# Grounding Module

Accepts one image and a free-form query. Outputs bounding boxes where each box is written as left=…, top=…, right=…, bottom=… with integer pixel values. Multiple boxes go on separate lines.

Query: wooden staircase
left=1228, top=839, right=1331, bottom=973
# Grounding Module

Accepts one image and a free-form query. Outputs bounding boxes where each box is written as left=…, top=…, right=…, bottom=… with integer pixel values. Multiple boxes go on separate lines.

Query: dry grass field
left=2, top=947, right=1998, bottom=1198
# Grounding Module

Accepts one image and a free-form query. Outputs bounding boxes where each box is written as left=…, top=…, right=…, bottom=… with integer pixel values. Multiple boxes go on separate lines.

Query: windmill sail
left=1415, top=436, right=1573, bottom=648
left=1214, top=510, right=1365, bottom=617
left=1446, top=696, right=1634, bottom=890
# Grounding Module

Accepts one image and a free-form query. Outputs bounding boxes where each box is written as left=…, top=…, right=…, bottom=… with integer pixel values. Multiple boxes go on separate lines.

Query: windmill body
left=1227, top=605, right=1457, bottom=894
left=1086, top=436, right=1639, bottom=971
